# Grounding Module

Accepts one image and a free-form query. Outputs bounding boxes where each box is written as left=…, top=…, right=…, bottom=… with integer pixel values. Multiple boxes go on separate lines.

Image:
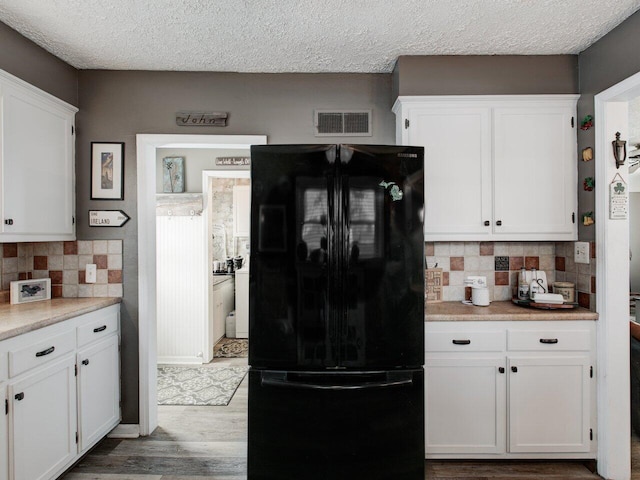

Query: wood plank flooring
left=61, top=356, right=610, bottom=479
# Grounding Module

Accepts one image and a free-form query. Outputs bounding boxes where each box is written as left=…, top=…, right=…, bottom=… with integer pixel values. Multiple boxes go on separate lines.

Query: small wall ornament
left=580, top=115, right=593, bottom=130
left=582, top=212, right=594, bottom=226
left=583, top=177, right=595, bottom=191
left=582, top=147, right=593, bottom=162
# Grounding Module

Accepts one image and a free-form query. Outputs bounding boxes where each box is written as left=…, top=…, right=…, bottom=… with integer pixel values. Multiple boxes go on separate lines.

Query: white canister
left=472, top=286, right=490, bottom=306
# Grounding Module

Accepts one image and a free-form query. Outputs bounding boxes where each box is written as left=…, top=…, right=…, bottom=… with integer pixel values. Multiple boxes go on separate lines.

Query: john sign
left=176, top=112, right=228, bottom=127
left=89, top=210, right=131, bottom=227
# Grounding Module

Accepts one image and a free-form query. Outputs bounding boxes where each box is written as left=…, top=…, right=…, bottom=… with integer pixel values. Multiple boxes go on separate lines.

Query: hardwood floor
left=62, top=356, right=606, bottom=479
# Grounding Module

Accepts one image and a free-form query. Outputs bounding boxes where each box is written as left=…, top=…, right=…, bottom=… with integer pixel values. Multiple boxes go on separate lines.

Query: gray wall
left=392, top=55, right=579, bottom=97
left=76, top=70, right=394, bottom=422
left=578, top=9, right=640, bottom=241
left=0, top=21, right=77, bottom=106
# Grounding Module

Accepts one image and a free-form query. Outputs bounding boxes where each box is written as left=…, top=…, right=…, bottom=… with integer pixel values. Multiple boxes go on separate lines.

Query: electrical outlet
left=465, top=275, right=487, bottom=287
left=574, top=242, right=590, bottom=264
left=86, top=263, right=97, bottom=283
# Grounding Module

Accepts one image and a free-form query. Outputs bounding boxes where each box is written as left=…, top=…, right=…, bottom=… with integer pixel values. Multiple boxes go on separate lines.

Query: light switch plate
left=86, top=263, right=97, bottom=283
left=574, top=242, right=590, bottom=264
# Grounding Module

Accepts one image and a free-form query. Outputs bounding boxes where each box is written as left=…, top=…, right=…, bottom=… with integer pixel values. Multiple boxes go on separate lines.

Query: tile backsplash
left=1, top=240, right=123, bottom=299
left=426, top=241, right=596, bottom=311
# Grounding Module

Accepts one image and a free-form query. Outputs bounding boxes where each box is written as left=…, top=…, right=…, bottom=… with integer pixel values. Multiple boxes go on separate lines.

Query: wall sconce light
left=612, top=132, right=627, bottom=169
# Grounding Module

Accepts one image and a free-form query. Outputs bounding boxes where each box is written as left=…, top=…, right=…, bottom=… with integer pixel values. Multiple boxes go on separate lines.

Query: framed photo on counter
left=91, top=142, right=124, bottom=200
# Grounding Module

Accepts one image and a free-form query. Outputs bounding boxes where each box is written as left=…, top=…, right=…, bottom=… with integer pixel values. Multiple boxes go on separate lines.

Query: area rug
left=213, top=338, right=248, bottom=358
left=157, top=366, right=248, bottom=406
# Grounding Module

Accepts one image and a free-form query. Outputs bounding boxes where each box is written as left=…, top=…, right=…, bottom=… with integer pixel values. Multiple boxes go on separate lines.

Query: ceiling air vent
left=314, top=109, right=372, bottom=137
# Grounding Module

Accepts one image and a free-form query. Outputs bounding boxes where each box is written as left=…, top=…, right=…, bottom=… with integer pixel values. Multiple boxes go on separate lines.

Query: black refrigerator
left=248, top=144, right=424, bottom=480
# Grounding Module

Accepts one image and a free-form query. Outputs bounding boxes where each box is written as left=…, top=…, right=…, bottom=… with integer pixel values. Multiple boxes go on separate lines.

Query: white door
left=493, top=105, right=576, bottom=237
left=424, top=357, right=506, bottom=455
left=407, top=106, right=492, bottom=239
left=233, top=185, right=251, bottom=238
left=77, top=335, right=120, bottom=451
left=508, top=355, right=591, bottom=453
left=235, top=270, right=249, bottom=338
left=8, top=355, right=77, bottom=480
left=1, top=82, right=74, bottom=236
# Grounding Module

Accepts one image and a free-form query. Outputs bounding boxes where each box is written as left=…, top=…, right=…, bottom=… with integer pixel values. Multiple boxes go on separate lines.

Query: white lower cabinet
left=77, top=334, right=120, bottom=451
left=0, top=304, right=120, bottom=480
left=425, top=357, right=506, bottom=454
left=0, top=381, right=7, bottom=480
left=9, top=355, right=77, bottom=480
left=508, top=355, right=591, bottom=453
left=425, top=321, right=596, bottom=459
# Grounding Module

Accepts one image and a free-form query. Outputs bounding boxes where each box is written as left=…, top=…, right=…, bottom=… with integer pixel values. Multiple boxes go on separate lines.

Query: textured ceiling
left=0, top=0, right=639, bottom=73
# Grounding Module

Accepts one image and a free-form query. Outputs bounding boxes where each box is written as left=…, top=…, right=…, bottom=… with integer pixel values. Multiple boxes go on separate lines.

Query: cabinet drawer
left=9, top=330, right=75, bottom=377
left=508, top=329, right=591, bottom=351
left=425, top=330, right=506, bottom=352
left=0, top=349, right=7, bottom=381
left=77, top=312, right=119, bottom=347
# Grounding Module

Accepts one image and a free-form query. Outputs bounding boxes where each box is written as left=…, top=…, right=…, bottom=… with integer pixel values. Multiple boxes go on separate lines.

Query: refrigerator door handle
left=260, top=371, right=415, bottom=391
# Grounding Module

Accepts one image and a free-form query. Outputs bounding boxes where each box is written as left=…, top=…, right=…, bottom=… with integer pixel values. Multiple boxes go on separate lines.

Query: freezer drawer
left=247, top=368, right=424, bottom=480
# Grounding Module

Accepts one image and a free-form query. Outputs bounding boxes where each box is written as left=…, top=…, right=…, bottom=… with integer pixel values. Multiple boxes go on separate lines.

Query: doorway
left=136, top=134, right=267, bottom=436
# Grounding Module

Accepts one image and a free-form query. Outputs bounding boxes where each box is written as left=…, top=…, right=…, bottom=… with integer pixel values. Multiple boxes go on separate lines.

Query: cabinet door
left=508, top=355, right=591, bottom=453
left=407, top=107, right=492, bottom=239
left=424, top=357, right=506, bottom=455
left=8, top=355, right=76, bottom=480
left=235, top=273, right=249, bottom=338
left=77, top=335, right=120, bottom=452
left=493, top=105, right=576, bottom=238
left=233, top=185, right=251, bottom=238
left=0, top=82, right=75, bottom=239
left=0, top=382, right=6, bottom=480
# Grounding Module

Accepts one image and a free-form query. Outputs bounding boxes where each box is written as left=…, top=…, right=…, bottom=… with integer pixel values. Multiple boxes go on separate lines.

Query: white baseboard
left=157, top=355, right=204, bottom=364
left=108, top=423, right=140, bottom=438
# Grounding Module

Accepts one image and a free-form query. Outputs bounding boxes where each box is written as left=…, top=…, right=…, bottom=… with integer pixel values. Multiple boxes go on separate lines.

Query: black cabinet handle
left=35, top=346, right=55, bottom=357
left=484, top=220, right=490, bottom=226
left=498, top=367, right=505, bottom=374
left=511, top=366, right=518, bottom=373
left=82, top=359, right=90, bottom=366
left=4, top=219, right=13, bottom=225
left=93, top=325, right=107, bottom=333
left=496, top=220, right=502, bottom=226
left=452, top=339, right=471, bottom=345
left=15, top=392, right=24, bottom=401
left=540, top=338, right=559, bottom=344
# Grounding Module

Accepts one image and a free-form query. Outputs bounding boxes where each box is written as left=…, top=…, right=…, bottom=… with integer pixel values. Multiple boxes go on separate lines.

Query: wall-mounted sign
left=89, top=210, right=131, bottom=227
left=609, top=173, right=628, bottom=220
left=215, top=156, right=250, bottom=166
left=176, top=112, right=228, bottom=127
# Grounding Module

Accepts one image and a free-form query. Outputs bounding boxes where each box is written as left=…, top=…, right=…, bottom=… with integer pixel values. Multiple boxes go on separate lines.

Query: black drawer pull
left=496, top=220, right=502, bottom=226
left=452, top=339, right=471, bottom=345
left=484, top=220, right=490, bottom=226
left=93, top=325, right=107, bottom=333
left=35, top=346, right=55, bottom=357
left=498, top=367, right=505, bottom=374
left=540, top=338, right=559, bottom=344
left=15, top=392, right=24, bottom=401
left=82, top=359, right=90, bottom=366
left=511, top=366, right=518, bottom=373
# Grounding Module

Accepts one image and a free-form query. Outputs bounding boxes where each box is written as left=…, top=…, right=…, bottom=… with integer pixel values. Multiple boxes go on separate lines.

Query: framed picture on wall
left=91, top=142, right=124, bottom=200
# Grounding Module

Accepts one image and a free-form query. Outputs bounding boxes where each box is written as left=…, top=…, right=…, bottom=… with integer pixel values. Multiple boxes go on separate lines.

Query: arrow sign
left=89, top=210, right=130, bottom=227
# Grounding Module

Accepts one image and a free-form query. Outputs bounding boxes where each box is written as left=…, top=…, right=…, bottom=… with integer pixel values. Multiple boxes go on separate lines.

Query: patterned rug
left=157, top=366, right=248, bottom=406
left=213, top=338, right=248, bottom=358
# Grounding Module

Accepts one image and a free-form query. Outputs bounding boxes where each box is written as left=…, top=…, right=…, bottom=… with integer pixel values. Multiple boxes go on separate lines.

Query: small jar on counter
left=553, top=282, right=575, bottom=303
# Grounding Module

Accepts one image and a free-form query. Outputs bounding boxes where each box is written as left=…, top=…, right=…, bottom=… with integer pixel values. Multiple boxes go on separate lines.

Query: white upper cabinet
left=0, top=70, right=77, bottom=242
left=393, top=95, right=578, bottom=241
left=233, top=185, right=251, bottom=238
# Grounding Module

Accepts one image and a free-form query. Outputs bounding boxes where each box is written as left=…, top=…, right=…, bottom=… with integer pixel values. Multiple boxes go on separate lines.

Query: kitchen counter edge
left=425, top=301, right=598, bottom=321
left=0, top=297, right=122, bottom=341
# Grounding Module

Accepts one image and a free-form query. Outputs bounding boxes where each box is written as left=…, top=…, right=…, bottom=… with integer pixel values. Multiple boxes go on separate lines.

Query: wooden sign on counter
left=89, top=210, right=131, bottom=227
